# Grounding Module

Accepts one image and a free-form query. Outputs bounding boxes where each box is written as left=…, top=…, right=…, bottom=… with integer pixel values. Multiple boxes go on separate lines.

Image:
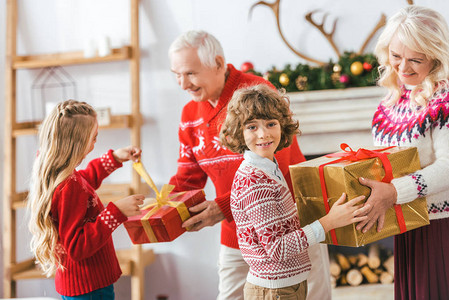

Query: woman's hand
left=113, top=146, right=142, bottom=163
left=356, top=177, right=398, bottom=233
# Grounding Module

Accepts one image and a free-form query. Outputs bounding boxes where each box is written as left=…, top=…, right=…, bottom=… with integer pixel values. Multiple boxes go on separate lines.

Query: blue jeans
left=61, top=284, right=114, bottom=300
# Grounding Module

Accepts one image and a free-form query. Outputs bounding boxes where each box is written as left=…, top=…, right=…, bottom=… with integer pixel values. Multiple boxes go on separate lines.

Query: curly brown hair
left=220, top=84, right=300, bottom=154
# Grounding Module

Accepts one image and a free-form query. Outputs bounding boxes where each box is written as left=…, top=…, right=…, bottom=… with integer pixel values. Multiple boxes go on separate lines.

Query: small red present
left=124, top=188, right=205, bottom=244
left=124, top=162, right=206, bottom=244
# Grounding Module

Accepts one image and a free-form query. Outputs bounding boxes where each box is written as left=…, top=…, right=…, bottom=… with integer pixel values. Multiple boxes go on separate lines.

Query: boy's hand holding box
left=289, top=144, right=429, bottom=247
left=124, top=162, right=205, bottom=244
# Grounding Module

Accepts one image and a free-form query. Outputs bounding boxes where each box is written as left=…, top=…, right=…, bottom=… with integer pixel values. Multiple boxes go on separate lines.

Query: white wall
left=1, top=0, right=448, bottom=299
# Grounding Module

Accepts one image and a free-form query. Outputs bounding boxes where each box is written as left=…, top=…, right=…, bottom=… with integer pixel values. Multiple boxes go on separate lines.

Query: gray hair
left=168, top=30, right=225, bottom=68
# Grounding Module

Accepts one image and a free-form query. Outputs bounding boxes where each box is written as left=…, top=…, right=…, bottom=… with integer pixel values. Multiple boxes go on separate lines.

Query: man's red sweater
left=51, top=150, right=127, bottom=296
left=169, top=64, right=305, bottom=248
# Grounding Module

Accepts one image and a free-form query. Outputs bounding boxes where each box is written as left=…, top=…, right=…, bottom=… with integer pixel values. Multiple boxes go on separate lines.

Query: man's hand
left=182, top=200, right=225, bottom=232
left=356, top=177, right=397, bottom=233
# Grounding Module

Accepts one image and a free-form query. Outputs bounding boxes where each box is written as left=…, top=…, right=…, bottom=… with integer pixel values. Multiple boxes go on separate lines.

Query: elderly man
left=168, top=30, right=330, bottom=300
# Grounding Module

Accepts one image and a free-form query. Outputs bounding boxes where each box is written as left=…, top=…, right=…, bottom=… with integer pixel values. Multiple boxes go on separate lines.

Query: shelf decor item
left=30, top=66, right=77, bottom=121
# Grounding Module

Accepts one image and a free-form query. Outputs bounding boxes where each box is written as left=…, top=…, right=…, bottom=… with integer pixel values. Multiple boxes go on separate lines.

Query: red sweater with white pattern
left=372, top=85, right=449, bottom=220
left=231, top=151, right=317, bottom=288
left=51, top=150, right=127, bottom=296
left=169, top=64, right=305, bottom=249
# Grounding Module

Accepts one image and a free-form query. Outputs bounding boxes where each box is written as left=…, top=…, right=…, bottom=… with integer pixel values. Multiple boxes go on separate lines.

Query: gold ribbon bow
left=133, top=162, right=189, bottom=242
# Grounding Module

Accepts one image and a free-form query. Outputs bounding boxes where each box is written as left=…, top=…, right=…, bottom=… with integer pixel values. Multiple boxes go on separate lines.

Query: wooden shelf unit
left=3, top=1, right=153, bottom=299
left=11, top=114, right=138, bottom=137
left=13, top=46, right=132, bottom=69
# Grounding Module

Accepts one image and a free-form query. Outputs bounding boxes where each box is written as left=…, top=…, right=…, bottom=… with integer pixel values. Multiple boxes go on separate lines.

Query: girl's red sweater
left=51, top=150, right=127, bottom=296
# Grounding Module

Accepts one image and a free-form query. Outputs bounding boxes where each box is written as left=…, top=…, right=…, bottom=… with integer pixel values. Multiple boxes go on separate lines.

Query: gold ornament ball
left=350, top=61, right=364, bottom=76
left=333, top=64, right=342, bottom=73
left=279, top=73, right=290, bottom=86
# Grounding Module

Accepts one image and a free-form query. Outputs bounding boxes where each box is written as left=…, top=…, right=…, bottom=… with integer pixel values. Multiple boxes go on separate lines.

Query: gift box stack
left=289, top=145, right=429, bottom=247
left=124, top=162, right=206, bottom=244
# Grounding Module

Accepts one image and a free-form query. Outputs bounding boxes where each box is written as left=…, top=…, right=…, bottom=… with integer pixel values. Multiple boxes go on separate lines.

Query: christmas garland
left=242, top=52, right=379, bottom=92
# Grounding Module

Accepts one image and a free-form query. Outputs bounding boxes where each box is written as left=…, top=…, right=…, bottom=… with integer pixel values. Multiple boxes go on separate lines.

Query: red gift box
left=124, top=189, right=205, bottom=244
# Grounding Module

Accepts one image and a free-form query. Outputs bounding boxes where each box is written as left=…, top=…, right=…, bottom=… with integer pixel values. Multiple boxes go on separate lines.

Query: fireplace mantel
left=289, top=86, right=386, bottom=156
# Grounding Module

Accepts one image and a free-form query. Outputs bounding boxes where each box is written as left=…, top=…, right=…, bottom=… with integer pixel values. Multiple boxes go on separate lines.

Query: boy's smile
left=243, top=119, right=281, bottom=161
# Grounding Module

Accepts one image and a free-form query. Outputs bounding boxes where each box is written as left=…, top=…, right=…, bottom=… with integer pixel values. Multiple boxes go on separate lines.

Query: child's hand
left=114, top=194, right=145, bottom=217
left=113, top=146, right=142, bottom=163
left=319, top=193, right=369, bottom=233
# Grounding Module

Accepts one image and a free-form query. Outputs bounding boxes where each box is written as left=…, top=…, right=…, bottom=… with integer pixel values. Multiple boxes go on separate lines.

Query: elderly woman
left=358, top=5, right=449, bottom=300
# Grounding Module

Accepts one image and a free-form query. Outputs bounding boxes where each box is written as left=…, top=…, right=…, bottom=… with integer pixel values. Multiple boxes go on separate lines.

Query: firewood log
left=374, top=268, right=383, bottom=275
left=329, top=256, right=342, bottom=277
left=361, top=265, right=379, bottom=283
left=346, top=268, right=363, bottom=286
left=368, top=244, right=381, bottom=269
left=380, top=271, right=394, bottom=284
left=383, top=255, right=394, bottom=276
left=357, top=253, right=368, bottom=267
left=336, top=253, right=351, bottom=271
left=348, top=255, right=358, bottom=266
left=339, top=273, right=348, bottom=286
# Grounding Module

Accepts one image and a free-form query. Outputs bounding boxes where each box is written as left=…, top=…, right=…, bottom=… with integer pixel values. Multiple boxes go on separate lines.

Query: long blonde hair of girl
left=27, top=100, right=97, bottom=276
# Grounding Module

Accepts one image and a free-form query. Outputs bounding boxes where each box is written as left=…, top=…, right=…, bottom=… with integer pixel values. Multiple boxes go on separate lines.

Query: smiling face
left=170, top=47, right=227, bottom=106
left=243, top=119, right=281, bottom=161
left=389, top=34, right=434, bottom=86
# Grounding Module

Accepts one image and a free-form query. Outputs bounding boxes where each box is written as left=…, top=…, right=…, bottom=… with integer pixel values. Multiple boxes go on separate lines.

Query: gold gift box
left=289, top=146, right=429, bottom=247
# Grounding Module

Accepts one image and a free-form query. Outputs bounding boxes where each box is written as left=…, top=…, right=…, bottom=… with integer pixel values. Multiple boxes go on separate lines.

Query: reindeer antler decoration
left=249, top=0, right=412, bottom=66
left=249, top=0, right=327, bottom=66
left=305, top=10, right=340, bottom=58
left=358, top=14, right=386, bottom=55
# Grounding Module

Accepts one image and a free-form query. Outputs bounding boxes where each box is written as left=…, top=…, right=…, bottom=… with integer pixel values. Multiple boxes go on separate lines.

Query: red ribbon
left=318, top=143, right=406, bottom=245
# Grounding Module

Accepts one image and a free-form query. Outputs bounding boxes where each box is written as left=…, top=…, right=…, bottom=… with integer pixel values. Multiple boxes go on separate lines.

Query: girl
left=220, top=84, right=369, bottom=300
left=27, top=99, right=145, bottom=299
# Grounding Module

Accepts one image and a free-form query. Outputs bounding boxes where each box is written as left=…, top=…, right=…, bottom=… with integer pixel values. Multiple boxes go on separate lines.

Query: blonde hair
left=27, top=100, right=97, bottom=276
left=220, top=84, right=300, bottom=154
left=375, top=5, right=449, bottom=106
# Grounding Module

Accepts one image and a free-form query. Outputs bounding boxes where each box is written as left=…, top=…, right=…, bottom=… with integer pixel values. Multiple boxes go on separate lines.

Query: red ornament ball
left=339, top=74, right=350, bottom=84
left=240, top=61, right=254, bottom=73
left=363, top=62, right=373, bottom=71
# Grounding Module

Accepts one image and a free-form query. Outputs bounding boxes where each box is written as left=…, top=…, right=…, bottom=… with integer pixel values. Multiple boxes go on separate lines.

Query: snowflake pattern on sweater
left=372, top=86, right=449, bottom=220
left=231, top=161, right=311, bottom=288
